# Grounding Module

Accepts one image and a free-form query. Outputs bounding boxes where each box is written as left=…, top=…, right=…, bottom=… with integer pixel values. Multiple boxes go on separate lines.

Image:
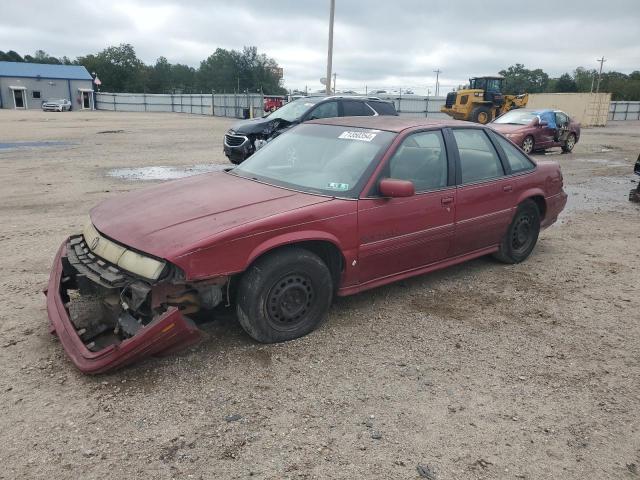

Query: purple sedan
left=489, top=109, right=580, bottom=155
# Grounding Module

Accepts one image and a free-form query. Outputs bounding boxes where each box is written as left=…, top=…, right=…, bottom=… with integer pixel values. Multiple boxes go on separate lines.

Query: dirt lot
left=1, top=110, right=639, bottom=480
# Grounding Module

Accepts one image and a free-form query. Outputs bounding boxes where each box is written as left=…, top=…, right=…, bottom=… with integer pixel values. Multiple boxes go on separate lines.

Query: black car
left=223, top=96, right=398, bottom=164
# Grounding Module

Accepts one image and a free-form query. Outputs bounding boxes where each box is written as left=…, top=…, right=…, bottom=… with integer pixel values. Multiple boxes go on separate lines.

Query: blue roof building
left=0, top=61, right=94, bottom=110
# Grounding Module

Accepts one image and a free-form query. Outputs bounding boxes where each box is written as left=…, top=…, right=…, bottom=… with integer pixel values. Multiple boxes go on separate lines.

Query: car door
left=448, top=127, right=515, bottom=256
left=535, top=111, right=556, bottom=148
left=555, top=111, right=570, bottom=144
left=357, top=129, right=456, bottom=283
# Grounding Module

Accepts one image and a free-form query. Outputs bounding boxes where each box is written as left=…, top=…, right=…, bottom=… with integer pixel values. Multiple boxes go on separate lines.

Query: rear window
left=367, top=100, right=398, bottom=116
left=492, top=133, right=535, bottom=173
left=452, top=129, right=504, bottom=183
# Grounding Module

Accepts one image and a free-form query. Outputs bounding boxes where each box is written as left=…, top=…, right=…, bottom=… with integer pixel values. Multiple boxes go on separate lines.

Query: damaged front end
left=46, top=230, right=226, bottom=374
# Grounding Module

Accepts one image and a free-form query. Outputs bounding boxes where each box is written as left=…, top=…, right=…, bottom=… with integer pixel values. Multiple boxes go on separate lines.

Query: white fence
left=375, top=94, right=448, bottom=118
left=95, top=92, right=265, bottom=119
left=95, top=92, right=640, bottom=123
left=609, top=101, right=640, bottom=121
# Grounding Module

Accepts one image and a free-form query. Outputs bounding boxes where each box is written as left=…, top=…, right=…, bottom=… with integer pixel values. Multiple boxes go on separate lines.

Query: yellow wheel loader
left=440, top=76, right=528, bottom=124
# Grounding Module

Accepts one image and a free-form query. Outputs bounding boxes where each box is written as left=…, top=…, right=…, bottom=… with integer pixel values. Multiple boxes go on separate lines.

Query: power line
left=325, top=0, right=335, bottom=95
left=595, top=56, right=606, bottom=94
left=433, top=69, right=442, bottom=97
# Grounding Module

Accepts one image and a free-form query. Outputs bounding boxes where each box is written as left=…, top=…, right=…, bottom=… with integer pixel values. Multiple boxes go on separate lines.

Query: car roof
left=295, top=95, right=391, bottom=103
left=308, top=116, right=472, bottom=133
left=512, top=108, right=563, bottom=115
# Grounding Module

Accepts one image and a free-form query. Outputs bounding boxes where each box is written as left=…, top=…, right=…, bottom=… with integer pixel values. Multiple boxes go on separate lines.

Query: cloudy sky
left=1, top=0, right=639, bottom=93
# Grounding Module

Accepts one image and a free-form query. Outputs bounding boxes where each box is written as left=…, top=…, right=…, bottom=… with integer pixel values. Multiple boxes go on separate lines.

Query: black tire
left=521, top=135, right=535, bottom=154
left=561, top=133, right=576, bottom=153
left=471, top=106, right=492, bottom=124
left=630, top=188, right=640, bottom=203
left=493, top=200, right=541, bottom=264
left=236, top=247, right=333, bottom=343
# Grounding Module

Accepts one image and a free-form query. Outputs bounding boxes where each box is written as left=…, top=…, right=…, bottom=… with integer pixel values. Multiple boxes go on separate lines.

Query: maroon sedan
left=46, top=117, right=567, bottom=373
left=489, top=109, right=580, bottom=155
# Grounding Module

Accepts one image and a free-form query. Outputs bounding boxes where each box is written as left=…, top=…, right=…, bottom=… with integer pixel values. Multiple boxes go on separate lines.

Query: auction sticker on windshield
left=338, top=131, right=377, bottom=142
left=327, top=182, right=350, bottom=191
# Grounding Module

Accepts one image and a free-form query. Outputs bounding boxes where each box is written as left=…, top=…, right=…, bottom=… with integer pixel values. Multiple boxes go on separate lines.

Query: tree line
left=1, top=47, right=638, bottom=100
left=0, top=44, right=286, bottom=95
left=498, top=63, right=640, bottom=101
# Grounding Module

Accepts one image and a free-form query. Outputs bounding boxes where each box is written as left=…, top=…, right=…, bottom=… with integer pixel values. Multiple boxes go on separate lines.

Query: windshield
left=266, top=97, right=322, bottom=122
left=493, top=110, right=539, bottom=125
left=231, top=124, right=396, bottom=198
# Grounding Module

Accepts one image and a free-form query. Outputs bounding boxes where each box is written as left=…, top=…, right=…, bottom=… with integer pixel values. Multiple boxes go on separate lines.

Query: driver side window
left=386, top=130, right=448, bottom=192
left=308, top=101, right=338, bottom=120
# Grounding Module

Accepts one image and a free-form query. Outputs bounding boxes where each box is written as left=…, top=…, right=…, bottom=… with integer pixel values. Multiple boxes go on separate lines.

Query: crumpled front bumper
left=45, top=240, right=204, bottom=374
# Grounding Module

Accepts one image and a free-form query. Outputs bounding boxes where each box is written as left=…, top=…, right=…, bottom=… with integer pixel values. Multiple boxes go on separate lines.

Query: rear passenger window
left=342, top=100, right=374, bottom=116
left=452, top=129, right=504, bottom=183
left=367, top=100, right=397, bottom=116
left=493, top=134, right=535, bottom=173
left=388, top=131, right=448, bottom=192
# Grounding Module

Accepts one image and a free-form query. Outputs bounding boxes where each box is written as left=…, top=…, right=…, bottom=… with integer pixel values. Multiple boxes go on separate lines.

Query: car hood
left=489, top=124, right=530, bottom=134
left=229, top=116, right=295, bottom=135
left=90, top=172, right=331, bottom=259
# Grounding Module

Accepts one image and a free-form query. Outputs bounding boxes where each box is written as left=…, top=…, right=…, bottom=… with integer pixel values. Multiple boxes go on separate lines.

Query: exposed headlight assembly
left=82, top=221, right=166, bottom=280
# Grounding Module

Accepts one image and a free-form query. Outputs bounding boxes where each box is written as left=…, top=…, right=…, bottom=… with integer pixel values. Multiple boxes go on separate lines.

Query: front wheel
left=471, top=106, right=492, bottom=124
left=236, top=248, right=333, bottom=343
left=493, top=200, right=541, bottom=264
left=561, top=133, right=576, bottom=153
left=521, top=136, right=534, bottom=154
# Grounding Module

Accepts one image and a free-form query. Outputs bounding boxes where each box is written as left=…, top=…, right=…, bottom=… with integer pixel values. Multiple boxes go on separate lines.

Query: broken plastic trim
left=46, top=241, right=204, bottom=374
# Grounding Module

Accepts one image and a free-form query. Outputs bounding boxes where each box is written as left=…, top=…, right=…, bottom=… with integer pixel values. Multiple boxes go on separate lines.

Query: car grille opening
left=225, top=134, right=247, bottom=147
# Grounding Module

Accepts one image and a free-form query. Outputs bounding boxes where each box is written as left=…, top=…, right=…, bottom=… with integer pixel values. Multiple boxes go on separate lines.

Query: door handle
left=441, top=196, right=454, bottom=205
left=503, top=185, right=513, bottom=192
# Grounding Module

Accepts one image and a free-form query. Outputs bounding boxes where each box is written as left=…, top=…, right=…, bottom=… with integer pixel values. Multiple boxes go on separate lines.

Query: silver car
left=42, top=99, right=72, bottom=112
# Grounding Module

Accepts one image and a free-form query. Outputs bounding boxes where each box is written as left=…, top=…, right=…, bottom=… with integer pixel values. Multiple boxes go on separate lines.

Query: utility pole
left=326, top=0, right=336, bottom=95
left=433, top=69, right=441, bottom=97
left=332, top=73, right=337, bottom=94
left=595, top=56, right=606, bottom=94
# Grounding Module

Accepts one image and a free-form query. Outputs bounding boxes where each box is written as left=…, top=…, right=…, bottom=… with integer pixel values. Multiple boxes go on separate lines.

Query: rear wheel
left=236, top=248, right=333, bottom=343
left=521, top=136, right=534, bottom=154
left=471, top=106, right=492, bottom=124
left=493, top=200, right=541, bottom=264
left=561, top=133, right=576, bottom=153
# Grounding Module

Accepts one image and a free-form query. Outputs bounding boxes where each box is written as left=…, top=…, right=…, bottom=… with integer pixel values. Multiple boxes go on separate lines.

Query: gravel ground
left=0, top=110, right=639, bottom=480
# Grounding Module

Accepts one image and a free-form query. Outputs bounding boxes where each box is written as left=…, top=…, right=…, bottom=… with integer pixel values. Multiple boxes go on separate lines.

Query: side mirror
left=379, top=178, right=415, bottom=198
left=539, top=121, right=548, bottom=127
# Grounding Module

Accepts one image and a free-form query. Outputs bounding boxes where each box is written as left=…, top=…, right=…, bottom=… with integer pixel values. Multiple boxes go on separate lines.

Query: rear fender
left=516, top=187, right=547, bottom=218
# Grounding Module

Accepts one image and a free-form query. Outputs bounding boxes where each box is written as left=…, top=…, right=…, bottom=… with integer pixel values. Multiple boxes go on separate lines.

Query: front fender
left=245, top=230, right=344, bottom=266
